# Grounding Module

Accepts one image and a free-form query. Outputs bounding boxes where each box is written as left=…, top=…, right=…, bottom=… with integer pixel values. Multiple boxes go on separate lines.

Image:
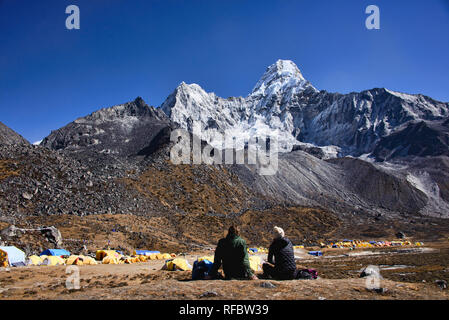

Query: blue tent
left=40, top=249, right=71, bottom=256
left=0, top=246, right=26, bottom=267
left=308, top=251, right=323, bottom=256
left=134, top=250, right=160, bottom=256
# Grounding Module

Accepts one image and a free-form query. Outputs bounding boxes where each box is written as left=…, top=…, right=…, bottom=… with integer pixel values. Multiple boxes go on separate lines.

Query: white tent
left=0, top=246, right=26, bottom=267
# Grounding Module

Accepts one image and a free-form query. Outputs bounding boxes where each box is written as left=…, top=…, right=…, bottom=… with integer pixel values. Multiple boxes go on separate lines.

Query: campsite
left=1, top=212, right=449, bottom=300
left=1, top=242, right=449, bottom=300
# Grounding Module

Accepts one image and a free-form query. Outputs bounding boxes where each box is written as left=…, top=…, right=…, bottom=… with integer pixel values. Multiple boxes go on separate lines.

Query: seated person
left=206, top=225, right=257, bottom=280
left=262, top=226, right=297, bottom=280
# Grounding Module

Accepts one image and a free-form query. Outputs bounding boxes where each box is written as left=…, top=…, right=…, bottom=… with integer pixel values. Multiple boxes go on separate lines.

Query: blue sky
left=1, top=0, right=448, bottom=143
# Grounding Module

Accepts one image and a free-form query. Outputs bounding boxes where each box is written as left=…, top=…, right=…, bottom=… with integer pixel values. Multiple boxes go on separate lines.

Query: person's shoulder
left=235, top=236, right=247, bottom=245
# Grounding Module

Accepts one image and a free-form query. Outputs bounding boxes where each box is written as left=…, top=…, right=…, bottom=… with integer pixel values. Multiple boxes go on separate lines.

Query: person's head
left=273, top=226, right=285, bottom=239
left=227, top=225, right=239, bottom=238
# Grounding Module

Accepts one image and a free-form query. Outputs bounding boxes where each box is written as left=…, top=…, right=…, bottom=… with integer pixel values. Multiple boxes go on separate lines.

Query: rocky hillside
left=41, top=97, right=170, bottom=156
left=0, top=143, right=158, bottom=217
left=0, top=121, right=29, bottom=145
left=372, top=118, right=449, bottom=161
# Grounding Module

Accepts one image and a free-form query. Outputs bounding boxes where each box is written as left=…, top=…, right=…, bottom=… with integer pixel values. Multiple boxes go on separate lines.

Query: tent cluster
left=0, top=246, right=178, bottom=268
left=97, top=250, right=176, bottom=265
left=319, top=240, right=424, bottom=249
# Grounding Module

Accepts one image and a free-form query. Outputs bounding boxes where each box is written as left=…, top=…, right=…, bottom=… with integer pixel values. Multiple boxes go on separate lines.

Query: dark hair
left=227, top=225, right=239, bottom=237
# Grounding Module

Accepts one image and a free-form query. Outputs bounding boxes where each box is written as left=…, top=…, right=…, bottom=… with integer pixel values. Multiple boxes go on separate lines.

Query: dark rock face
left=289, top=88, right=449, bottom=157
left=372, top=119, right=449, bottom=161
left=327, top=158, right=427, bottom=214
left=0, top=121, right=29, bottom=145
left=41, top=97, right=170, bottom=157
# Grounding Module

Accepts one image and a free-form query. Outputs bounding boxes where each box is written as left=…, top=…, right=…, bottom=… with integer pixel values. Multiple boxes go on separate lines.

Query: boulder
left=396, top=231, right=406, bottom=239
left=0, top=225, right=21, bottom=238
left=40, top=226, right=63, bottom=247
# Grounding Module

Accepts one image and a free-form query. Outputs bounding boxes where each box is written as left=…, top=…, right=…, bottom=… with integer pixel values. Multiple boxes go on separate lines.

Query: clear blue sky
left=1, top=0, right=448, bottom=143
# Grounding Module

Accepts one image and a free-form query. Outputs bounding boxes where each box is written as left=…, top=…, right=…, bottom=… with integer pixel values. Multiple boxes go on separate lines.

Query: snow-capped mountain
left=161, top=59, right=449, bottom=159
left=29, top=59, right=449, bottom=219
left=161, top=60, right=318, bottom=153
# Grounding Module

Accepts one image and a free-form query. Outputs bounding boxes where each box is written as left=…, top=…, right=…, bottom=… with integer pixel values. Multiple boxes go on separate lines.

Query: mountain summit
left=41, top=97, right=170, bottom=156
left=251, top=59, right=316, bottom=97
left=161, top=60, right=449, bottom=158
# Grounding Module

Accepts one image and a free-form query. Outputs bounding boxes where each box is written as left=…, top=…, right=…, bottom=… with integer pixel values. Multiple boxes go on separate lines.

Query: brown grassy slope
left=0, top=160, right=20, bottom=181
left=238, top=206, right=341, bottom=246
left=2, top=205, right=342, bottom=255
left=122, top=161, right=263, bottom=215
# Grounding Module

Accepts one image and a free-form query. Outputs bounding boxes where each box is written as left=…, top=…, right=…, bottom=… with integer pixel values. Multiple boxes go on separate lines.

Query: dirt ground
left=1, top=242, right=448, bottom=300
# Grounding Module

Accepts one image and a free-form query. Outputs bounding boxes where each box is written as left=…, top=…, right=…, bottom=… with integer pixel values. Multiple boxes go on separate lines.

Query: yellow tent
left=96, top=250, right=121, bottom=260
left=197, top=255, right=214, bottom=263
left=82, top=256, right=98, bottom=265
left=138, top=255, right=148, bottom=262
left=120, top=256, right=132, bottom=264
left=66, top=255, right=84, bottom=265
left=65, top=255, right=98, bottom=266
left=120, top=256, right=140, bottom=264
left=163, top=258, right=192, bottom=271
left=161, top=253, right=172, bottom=259
left=27, top=255, right=42, bottom=266
left=102, top=255, right=120, bottom=264
left=42, top=256, right=65, bottom=266
left=249, top=255, right=262, bottom=272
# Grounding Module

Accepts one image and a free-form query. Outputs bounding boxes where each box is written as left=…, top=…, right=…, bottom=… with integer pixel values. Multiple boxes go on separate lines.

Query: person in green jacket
left=207, top=226, right=258, bottom=280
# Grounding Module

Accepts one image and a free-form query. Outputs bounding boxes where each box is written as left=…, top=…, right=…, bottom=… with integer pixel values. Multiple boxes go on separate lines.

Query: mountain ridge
left=1, top=59, right=449, bottom=221
left=161, top=60, right=449, bottom=159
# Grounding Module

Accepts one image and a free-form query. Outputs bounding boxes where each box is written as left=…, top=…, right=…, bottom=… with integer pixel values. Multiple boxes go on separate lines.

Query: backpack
left=296, top=268, right=318, bottom=280
left=192, top=259, right=214, bottom=280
